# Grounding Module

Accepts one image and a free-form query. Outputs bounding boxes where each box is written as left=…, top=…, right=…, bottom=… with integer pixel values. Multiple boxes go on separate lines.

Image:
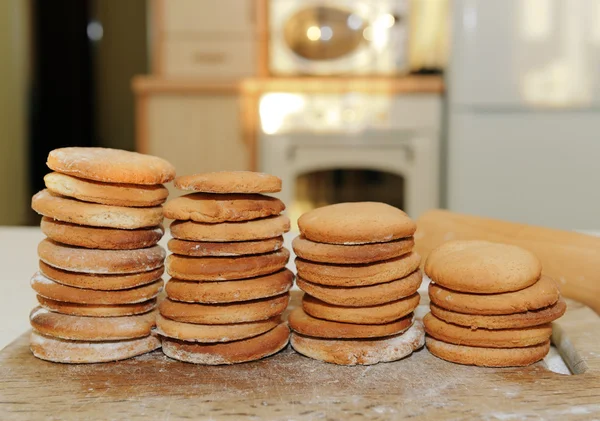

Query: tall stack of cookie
left=29, top=147, right=175, bottom=363
left=290, top=202, right=425, bottom=365
left=158, top=171, right=292, bottom=364
left=424, top=240, right=566, bottom=367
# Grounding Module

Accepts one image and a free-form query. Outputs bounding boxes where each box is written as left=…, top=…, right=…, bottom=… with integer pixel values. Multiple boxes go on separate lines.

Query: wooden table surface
left=1, top=292, right=599, bottom=421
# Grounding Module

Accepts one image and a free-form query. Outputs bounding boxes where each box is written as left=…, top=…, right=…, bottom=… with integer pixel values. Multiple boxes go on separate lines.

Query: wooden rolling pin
left=415, top=209, right=600, bottom=314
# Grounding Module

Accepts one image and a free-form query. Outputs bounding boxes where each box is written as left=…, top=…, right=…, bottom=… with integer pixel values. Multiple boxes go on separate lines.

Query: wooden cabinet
left=152, top=0, right=259, bottom=78
left=133, top=78, right=250, bottom=192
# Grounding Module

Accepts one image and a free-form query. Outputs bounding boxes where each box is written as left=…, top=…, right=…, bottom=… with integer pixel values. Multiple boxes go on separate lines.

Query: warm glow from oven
left=259, top=93, right=305, bottom=135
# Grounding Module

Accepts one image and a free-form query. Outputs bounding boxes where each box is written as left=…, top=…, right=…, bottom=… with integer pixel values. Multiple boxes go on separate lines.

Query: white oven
left=269, top=0, right=411, bottom=75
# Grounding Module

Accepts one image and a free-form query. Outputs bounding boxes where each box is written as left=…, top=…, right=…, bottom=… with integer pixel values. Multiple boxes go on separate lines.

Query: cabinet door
left=145, top=94, right=250, bottom=194
left=161, top=0, right=255, bottom=34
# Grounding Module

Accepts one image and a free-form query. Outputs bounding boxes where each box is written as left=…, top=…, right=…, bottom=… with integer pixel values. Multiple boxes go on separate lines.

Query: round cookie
left=426, top=337, right=550, bottom=367
left=163, top=193, right=285, bottom=223
left=39, top=261, right=163, bottom=291
left=428, top=275, right=561, bottom=315
left=290, top=321, right=425, bottom=366
left=168, top=236, right=283, bottom=257
left=30, top=331, right=161, bottom=364
left=30, top=307, right=156, bottom=341
left=302, top=293, right=420, bottom=324
left=424, top=240, right=542, bottom=293
left=161, top=323, right=289, bottom=365
left=31, top=272, right=163, bottom=304
left=293, top=235, right=414, bottom=264
left=289, top=308, right=413, bottom=339
left=174, top=171, right=282, bottom=194
left=156, top=314, right=281, bottom=343
left=298, top=202, right=416, bottom=245
left=159, top=293, right=289, bottom=324
left=32, top=189, right=163, bottom=229
left=295, top=251, right=420, bottom=287
left=170, top=215, right=290, bottom=242
left=296, top=270, right=421, bottom=307
left=47, top=147, right=176, bottom=185
left=423, top=313, right=552, bottom=348
left=38, top=239, right=165, bottom=274
left=165, top=269, right=294, bottom=303
left=429, top=299, right=567, bottom=330
left=37, top=296, right=157, bottom=317
left=41, top=218, right=164, bottom=250
left=44, top=172, right=169, bottom=207
left=166, top=248, right=289, bottom=281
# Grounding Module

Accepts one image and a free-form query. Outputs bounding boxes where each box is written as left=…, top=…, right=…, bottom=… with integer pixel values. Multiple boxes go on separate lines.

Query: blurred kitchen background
left=1, top=0, right=599, bottom=230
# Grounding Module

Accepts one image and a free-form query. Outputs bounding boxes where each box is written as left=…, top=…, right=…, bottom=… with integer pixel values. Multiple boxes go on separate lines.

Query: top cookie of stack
left=159, top=171, right=292, bottom=365
left=290, top=202, right=425, bottom=365
left=30, top=147, right=175, bottom=363
left=423, top=240, right=566, bottom=367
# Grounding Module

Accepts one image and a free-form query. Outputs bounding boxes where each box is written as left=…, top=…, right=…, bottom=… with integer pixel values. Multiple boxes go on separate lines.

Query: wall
left=0, top=0, right=30, bottom=225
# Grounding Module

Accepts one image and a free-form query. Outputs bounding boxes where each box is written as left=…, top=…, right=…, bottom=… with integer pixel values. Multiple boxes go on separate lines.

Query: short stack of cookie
left=158, top=171, right=292, bottom=364
left=29, top=147, right=175, bottom=363
left=290, top=202, right=425, bottom=365
left=424, top=240, right=567, bottom=367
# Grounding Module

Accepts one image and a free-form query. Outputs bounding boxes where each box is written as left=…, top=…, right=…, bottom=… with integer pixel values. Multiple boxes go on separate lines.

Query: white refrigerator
left=446, top=0, right=600, bottom=230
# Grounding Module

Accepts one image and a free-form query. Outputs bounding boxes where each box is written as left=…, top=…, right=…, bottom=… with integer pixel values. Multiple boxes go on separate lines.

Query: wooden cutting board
left=415, top=209, right=600, bottom=314
left=1, top=291, right=599, bottom=420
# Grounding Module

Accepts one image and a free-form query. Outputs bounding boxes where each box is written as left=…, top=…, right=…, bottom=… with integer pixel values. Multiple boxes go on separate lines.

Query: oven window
left=290, top=169, right=405, bottom=227
left=283, top=7, right=367, bottom=61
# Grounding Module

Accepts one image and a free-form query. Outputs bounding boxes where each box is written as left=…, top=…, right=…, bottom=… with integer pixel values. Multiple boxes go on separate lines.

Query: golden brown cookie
left=296, top=270, right=421, bottom=307
left=44, top=172, right=169, bottom=207
left=31, top=272, right=163, bottom=304
left=298, top=202, right=416, bottom=245
left=428, top=275, right=561, bottom=315
left=163, top=193, right=284, bottom=223
left=38, top=239, right=165, bottom=274
left=424, top=240, right=542, bottom=293
left=423, top=313, right=552, bottom=348
left=295, top=251, right=420, bottom=287
left=41, top=218, right=164, bottom=250
left=429, top=299, right=567, bottom=330
left=30, top=307, right=156, bottom=341
left=302, top=293, right=420, bottom=324
left=174, top=171, right=282, bottom=194
left=426, top=337, right=550, bottom=367
left=37, top=296, right=157, bottom=317
left=39, top=261, right=163, bottom=291
left=168, top=236, right=283, bottom=257
left=166, top=248, right=289, bottom=281
left=47, top=147, right=175, bottom=185
left=161, top=323, right=289, bottom=365
left=170, top=215, right=290, bottom=242
left=290, top=321, right=424, bottom=366
left=159, top=293, right=289, bottom=324
left=289, top=307, right=413, bottom=339
left=30, top=331, right=161, bottom=363
left=292, top=235, right=414, bottom=264
left=165, top=269, right=294, bottom=303
left=32, top=189, right=164, bottom=229
left=156, top=314, right=281, bottom=343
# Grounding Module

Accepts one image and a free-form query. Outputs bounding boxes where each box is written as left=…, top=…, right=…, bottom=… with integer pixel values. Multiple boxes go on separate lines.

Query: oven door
left=269, top=0, right=409, bottom=75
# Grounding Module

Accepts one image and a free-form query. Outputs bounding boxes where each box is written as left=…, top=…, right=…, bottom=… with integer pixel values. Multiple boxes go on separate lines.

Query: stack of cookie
left=290, top=202, right=425, bottom=365
left=424, top=240, right=566, bottom=367
left=158, top=171, right=292, bottom=364
left=29, top=147, right=175, bottom=363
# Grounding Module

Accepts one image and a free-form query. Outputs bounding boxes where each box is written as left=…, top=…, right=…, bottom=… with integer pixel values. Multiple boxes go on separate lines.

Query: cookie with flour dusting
left=36, top=296, right=157, bottom=317
left=170, top=216, right=290, bottom=242
left=168, top=236, right=283, bottom=257
left=298, top=202, right=416, bottom=245
left=174, top=171, right=281, bottom=194
left=161, top=323, right=289, bottom=365
left=47, top=147, right=175, bottom=185
left=290, top=321, right=425, bottom=366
